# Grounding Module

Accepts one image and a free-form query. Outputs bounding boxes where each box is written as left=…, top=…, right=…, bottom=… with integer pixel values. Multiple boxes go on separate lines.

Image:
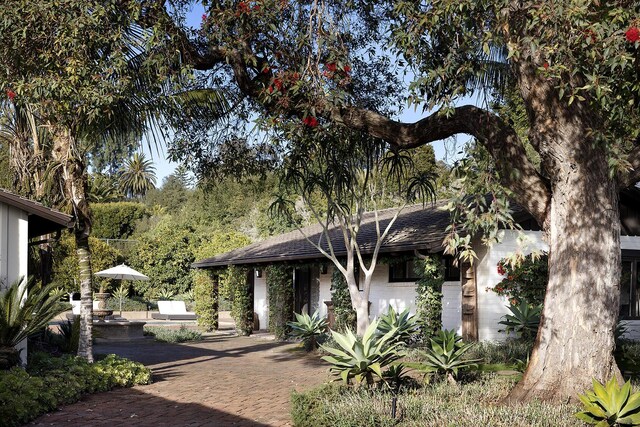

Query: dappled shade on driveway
left=28, top=333, right=330, bottom=426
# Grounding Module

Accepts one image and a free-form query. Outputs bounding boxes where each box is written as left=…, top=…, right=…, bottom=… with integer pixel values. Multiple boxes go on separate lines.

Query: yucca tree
left=0, top=277, right=69, bottom=369
left=119, top=153, right=157, bottom=199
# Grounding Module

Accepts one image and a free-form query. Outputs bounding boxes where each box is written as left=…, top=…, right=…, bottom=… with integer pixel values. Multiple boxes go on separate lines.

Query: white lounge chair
left=151, top=301, right=197, bottom=320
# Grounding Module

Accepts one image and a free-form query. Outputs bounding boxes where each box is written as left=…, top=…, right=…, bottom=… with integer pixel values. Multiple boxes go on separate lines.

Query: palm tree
left=119, top=153, right=157, bottom=199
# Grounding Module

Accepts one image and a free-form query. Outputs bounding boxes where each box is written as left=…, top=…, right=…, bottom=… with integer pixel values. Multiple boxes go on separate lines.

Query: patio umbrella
left=94, top=264, right=149, bottom=281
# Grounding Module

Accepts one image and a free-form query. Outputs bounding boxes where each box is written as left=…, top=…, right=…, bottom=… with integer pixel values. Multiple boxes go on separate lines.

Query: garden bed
left=0, top=353, right=151, bottom=427
left=291, top=375, right=581, bottom=427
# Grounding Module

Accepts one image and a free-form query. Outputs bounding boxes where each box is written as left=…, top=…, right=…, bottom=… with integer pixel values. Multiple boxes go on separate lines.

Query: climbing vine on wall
left=330, top=267, right=356, bottom=332
left=220, top=265, right=253, bottom=336
left=266, top=264, right=294, bottom=340
left=193, top=270, right=218, bottom=332
left=414, top=256, right=444, bottom=339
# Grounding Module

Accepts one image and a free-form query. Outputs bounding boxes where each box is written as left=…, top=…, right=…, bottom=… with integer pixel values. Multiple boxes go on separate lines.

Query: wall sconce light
left=255, top=269, right=262, bottom=278
left=320, top=264, right=328, bottom=274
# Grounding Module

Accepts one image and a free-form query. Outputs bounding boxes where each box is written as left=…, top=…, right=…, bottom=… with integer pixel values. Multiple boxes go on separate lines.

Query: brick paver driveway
left=29, top=332, right=330, bottom=426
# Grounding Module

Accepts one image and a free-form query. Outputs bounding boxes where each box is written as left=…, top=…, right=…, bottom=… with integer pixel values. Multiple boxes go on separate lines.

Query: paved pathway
left=29, top=332, right=330, bottom=426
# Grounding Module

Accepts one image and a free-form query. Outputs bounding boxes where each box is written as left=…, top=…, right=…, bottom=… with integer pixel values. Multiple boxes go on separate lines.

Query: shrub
left=576, top=378, right=640, bottom=426
left=267, top=264, right=294, bottom=339
left=193, top=270, right=218, bottom=332
left=321, top=320, right=401, bottom=386
left=0, top=353, right=151, bottom=426
left=91, top=202, right=149, bottom=240
left=127, top=219, right=198, bottom=299
left=291, top=376, right=581, bottom=427
left=498, top=302, right=541, bottom=341
left=143, top=325, right=202, bottom=343
left=288, top=311, right=328, bottom=351
left=220, top=265, right=253, bottom=336
left=617, top=340, right=640, bottom=377
left=490, top=252, right=548, bottom=307
left=51, top=233, right=123, bottom=293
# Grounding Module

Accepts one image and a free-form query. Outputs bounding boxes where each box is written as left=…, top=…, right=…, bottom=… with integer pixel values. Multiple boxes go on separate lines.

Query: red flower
left=291, top=72, right=300, bottom=80
left=273, top=78, right=283, bottom=90
left=302, top=116, right=318, bottom=127
left=325, top=63, right=337, bottom=72
left=343, top=64, right=351, bottom=73
left=626, top=27, right=640, bottom=43
left=497, top=265, right=505, bottom=275
left=508, top=275, right=514, bottom=281
left=253, top=4, right=260, bottom=11
left=6, top=90, right=16, bottom=101
left=543, top=62, right=549, bottom=70
left=267, top=86, right=273, bottom=94
left=202, top=14, right=207, bottom=22
left=237, top=1, right=251, bottom=14
left=262, top=66, right=270, bottom=74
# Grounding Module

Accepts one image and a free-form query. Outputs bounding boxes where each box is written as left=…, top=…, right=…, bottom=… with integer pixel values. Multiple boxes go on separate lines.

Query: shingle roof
left=192, top=201, right=453, bottom=269
left=0, top=188, right=73, bottom=237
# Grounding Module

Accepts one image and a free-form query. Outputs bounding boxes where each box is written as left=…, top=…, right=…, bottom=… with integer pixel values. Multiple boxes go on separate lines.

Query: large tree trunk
left=508, top=116, right=622, bottom=402
left=51, top=127, right=94, bottom=362
left=345, top=266, right=369, bottom=335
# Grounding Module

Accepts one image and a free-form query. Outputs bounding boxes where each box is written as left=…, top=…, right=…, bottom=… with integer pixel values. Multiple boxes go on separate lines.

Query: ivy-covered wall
left=266, top=265, right=293, bottom=340
left=220, top=265, right=253, bottom=336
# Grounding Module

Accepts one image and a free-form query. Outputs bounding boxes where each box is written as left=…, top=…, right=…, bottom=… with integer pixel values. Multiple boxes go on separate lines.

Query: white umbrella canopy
left=94, top=264, right=149, bottom=281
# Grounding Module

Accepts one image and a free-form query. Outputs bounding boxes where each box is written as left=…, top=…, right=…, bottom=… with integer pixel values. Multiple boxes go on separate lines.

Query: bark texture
left=51, top=127, right=94, bottom=362
left=509, top=179, right=621, bottom=401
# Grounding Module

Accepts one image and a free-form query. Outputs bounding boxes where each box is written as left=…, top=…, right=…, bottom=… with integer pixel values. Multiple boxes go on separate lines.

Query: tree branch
left=146, top=4, right=551, bottom=226
left=332, top=105, right=551, bottom=225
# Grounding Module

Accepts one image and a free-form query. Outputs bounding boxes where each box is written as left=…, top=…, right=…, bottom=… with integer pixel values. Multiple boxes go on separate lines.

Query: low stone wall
left=55, top=310, right=155, bottom=321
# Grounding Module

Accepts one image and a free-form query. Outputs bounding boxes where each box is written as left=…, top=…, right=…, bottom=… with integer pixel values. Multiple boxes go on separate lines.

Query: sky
left=147, top=3, right=473, bottom=184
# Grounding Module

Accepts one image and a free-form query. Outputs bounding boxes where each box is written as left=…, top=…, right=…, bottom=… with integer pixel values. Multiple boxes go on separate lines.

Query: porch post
left=460, top=262, right=478, bottom=341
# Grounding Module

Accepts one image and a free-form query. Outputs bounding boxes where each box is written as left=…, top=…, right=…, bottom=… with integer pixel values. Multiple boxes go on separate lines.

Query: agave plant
left=376, top=305, right=420, bottom=345
left=575, top=378, right=640, bottom=426
left=156, top=287, right=174, bottom=301
left=407, top=329, right=479, bottom=384
left=0, top=277, right=69, bottom=369
left=288, top=311, right=328, bottom=351
left=320, top=320, right=401, bottom=386
left=498, top=302, right=541, bottom=340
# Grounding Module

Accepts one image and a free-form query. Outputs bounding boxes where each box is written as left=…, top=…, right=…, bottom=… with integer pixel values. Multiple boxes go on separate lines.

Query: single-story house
left=193, top=188, right=640, bottom=341
left=0, top=188, right=74, bottom=362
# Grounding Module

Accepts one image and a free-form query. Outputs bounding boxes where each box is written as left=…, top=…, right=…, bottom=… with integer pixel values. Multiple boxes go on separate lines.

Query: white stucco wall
left=318, top=269, right=332, bottom=316
left=441, top=281, right=462, bottom=335
left=0, top=202, right=30, bottom=364
left=369, top=265, right=416, bottom=319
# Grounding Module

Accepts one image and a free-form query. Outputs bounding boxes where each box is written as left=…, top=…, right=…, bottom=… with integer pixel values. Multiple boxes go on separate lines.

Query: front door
left=294, top=267, right=311, bottom=314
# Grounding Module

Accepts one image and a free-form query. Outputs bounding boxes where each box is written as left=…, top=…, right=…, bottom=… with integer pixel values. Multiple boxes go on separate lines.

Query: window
left=620, top=253, right=640, bottom=319
left=389, top=259, right=420, bottom=282
left=443, top=256, right=461, bottom=282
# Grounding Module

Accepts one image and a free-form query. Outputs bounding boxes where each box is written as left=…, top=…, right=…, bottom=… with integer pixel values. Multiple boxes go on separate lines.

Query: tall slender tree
left=0, top=0, right=182, bottom=361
